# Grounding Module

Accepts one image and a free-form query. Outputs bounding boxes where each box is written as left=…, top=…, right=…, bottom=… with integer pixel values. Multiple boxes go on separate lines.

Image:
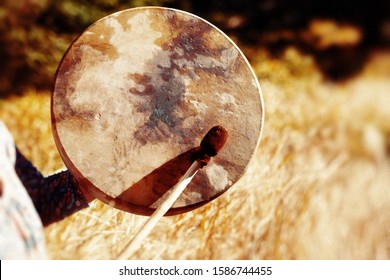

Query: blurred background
left=1, top=0, right=390, bottom=259
left=1, top=0, right=389, bottom=94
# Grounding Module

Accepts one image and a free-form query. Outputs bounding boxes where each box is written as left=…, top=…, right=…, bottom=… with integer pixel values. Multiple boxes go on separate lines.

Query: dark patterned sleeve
left=14, top=148, right=89, bottom=226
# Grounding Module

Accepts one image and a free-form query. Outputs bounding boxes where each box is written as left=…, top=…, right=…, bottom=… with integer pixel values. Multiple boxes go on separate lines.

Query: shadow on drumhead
left=114, top=147, right=211, bottom=216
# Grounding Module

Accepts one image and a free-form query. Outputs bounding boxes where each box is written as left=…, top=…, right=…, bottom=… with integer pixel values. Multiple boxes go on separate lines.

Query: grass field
left=1, top=26, right=390, bottom=259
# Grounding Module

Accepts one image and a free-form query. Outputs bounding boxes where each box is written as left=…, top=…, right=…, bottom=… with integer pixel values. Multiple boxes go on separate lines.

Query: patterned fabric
left=0, top=121, right=46, bottom=259
left=0, top=121, right=90, bottom=259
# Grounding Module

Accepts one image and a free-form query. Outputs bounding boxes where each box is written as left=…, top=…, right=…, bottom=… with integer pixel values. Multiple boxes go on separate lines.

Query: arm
left=14, top=148, right=92, bottom=226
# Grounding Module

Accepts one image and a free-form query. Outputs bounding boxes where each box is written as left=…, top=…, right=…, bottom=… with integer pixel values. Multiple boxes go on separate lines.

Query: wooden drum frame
left=51, top=7, right=264, bottom=216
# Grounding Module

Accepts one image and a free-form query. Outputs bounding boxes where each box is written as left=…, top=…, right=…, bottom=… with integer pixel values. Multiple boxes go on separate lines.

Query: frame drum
left=51, top=7, right=264, bottom=216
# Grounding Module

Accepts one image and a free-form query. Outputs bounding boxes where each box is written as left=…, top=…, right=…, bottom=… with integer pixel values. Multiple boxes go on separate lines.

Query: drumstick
left=117, top=125, right=228, bottom=259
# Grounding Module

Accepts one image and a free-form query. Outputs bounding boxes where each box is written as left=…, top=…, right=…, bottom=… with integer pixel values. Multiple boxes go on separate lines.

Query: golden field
left=1, top=22, right=390, bottom=259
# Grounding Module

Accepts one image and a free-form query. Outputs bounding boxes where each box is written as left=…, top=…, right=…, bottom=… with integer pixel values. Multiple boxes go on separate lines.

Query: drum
left=51, top=7, right=264, bottom=216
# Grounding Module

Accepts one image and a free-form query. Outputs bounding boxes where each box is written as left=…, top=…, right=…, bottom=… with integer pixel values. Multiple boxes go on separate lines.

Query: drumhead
left=51, top=7, right=264, bottom=216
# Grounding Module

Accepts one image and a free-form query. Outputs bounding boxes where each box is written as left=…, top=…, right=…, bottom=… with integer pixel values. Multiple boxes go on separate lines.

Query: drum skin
left=51, top=7, right=264, bottom=216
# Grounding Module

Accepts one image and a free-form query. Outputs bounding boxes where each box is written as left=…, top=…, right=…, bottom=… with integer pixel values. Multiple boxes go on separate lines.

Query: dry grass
left=1, top=45, right=390, bottom=259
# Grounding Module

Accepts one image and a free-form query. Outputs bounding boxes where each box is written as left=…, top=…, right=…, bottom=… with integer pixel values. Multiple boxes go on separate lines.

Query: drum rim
left=51, top=6, right=265, bottom=216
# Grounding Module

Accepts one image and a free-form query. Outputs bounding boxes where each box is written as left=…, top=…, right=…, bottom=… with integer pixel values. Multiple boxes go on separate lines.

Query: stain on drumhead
left=51, top=7, right=263, bottom=215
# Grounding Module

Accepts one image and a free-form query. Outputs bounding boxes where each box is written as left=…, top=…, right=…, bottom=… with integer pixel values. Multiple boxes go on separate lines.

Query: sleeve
left=14, top=148, right=89, bottom=226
